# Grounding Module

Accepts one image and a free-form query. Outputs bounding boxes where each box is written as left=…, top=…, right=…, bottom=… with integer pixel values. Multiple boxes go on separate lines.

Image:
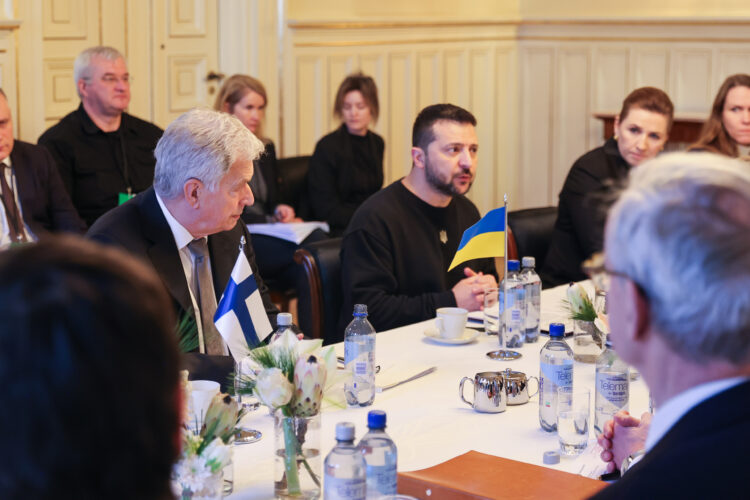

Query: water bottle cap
left=549, top=323, right=565, bottom=337
left=507, top=260, right=520, bottom=271
left=353, top=304, right=368, bottom=317
left=367, top=410, right=387, bottom=429
left=335, top=422, right=356, bottom=441
left=522, top=256, right=535, bottom=268
left=543, top=450, right=560, bottom=464
left=277, top=312, right=293, bottom=326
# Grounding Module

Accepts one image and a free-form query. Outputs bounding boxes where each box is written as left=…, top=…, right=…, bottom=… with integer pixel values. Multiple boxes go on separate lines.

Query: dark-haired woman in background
left=689, top=74, right=750, bottom=158
left=307, top=72, right=385, bottom=236
left=542, top=87, right=674, bottom=287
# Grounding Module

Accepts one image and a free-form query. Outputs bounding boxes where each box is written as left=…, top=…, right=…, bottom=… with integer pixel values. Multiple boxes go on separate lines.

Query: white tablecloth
left=229, top=284, right=649, bottom=499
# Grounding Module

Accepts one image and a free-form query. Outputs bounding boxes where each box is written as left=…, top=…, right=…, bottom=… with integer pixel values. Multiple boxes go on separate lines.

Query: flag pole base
left=486, top=349, right=522, bottom=360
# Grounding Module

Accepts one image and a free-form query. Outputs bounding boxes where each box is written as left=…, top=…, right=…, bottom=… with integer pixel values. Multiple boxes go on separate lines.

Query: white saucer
left=424, top=327, right=480, bottom=345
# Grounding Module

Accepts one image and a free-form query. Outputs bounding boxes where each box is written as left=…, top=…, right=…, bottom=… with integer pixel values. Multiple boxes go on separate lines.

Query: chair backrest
left=507, top=206, right=557, bottom=270
left=276, top=155, right=312, bottom=219
left=293, top=237, right=343, bottom=344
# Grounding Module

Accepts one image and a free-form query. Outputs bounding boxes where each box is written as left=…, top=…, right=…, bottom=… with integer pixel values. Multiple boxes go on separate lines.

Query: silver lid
left=522, top=256, right=535, bottom=267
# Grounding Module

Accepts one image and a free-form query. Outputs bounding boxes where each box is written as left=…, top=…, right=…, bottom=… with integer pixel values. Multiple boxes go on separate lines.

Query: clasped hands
left=597, top=410, right=652, bottom=474
left=273, top=204, right=302, bottom=223
left=452, top=267, right=497, bottom=311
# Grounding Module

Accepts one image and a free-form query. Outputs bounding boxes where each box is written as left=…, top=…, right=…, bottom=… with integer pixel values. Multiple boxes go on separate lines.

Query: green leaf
left=176, top=308, right=199, bottom=353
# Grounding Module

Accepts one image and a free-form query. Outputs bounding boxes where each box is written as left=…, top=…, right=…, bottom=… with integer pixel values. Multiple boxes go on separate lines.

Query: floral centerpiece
left=564, top=283, right=608, bottom=360
left=234, top=330, right=346, bottom=499
left=173, top=371, right=245, bottom=500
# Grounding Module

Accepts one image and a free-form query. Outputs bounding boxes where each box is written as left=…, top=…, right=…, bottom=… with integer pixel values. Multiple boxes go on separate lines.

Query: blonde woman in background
left=215, top=75, right=326, bottom=297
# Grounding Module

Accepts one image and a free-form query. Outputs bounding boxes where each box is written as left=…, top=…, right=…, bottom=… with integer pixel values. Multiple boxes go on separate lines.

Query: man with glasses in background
left=39, top=46, right=163, bottom=227
left=591, top=152, right=750, bottom=498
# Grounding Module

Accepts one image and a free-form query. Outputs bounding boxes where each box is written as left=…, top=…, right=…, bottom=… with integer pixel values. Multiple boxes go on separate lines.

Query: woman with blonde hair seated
left=689, top=74, right=750, bottom=158
left=214, top=74, right=325, bottom=293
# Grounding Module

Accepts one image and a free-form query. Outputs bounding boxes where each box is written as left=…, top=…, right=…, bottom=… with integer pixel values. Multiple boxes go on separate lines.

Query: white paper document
left=246, top=221, right=330, bottom=244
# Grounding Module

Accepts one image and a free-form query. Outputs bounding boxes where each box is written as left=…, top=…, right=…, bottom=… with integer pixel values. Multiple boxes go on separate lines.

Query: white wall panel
left=554, top=48, right=590, bottom=205
left=469, top=47, right=495, bottom=211
left=671, top=49, right=713, bottom=113
left=520, top=47, right=554, bottom=209
left=387, top=52, right=413, bottom=182
left=594, top=48, right=629, bottom=113
left=633, top=49, right=669, bottom=90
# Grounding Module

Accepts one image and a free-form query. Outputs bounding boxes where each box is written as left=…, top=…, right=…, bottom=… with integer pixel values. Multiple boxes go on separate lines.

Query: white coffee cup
left=188, top=380, right=220, bottom=430
left=435, top=307, right=469, bottom=339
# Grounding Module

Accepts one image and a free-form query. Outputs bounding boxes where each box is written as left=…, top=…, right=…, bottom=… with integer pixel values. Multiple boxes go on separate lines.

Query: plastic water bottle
left=521, top=256, right=541, bottom=343
left=503, top=260, right=525, bottom=348
left=324, top=423, right=367, bottom=500
left=539, top=323, right=574, bottom=431
left=359, top=410, right=397, bottom=498
left=269, top=312, right=294, bottom=343
left=344, top=304, right=376, bottom=407
left=594, top=338, right=630, bottom=435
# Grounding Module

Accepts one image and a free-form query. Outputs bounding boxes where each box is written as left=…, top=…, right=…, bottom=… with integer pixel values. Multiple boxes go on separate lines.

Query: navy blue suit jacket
left=590, top=380, right=750, bottom=499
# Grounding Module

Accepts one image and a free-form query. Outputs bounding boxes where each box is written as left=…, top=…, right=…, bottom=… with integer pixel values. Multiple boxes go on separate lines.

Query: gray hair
left=153, top=108, right=264, bottom=199
left=605, top=152, right=750, bottom=364
left=74, top=46, right=126, bottom=98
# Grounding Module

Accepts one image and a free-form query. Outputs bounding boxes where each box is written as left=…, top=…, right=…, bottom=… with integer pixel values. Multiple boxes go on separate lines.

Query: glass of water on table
left=557, top=387, right=590, bottom=456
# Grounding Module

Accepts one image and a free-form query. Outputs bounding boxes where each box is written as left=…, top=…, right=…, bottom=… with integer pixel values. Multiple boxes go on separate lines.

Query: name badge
left=118, top=192, right=136, bottom=205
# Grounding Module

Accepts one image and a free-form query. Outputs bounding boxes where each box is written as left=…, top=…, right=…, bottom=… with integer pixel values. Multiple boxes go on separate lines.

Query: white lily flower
left=202, top=438, right=232, bottom=472
left=254, top=367, right=293, bottom=409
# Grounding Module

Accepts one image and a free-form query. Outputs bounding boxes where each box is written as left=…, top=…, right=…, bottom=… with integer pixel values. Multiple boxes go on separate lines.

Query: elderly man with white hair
left=88, top=108, right=278, bottom=381
left=39, top=46, right=163, bottom=227
left=590, top=152, right=750, bottom=499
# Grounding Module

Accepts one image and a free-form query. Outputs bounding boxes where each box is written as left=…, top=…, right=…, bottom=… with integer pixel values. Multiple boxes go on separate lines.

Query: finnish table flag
left=214, top=242, right=273, bottom=361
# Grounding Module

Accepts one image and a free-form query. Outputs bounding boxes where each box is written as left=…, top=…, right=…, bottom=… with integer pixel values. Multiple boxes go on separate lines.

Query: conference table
left=229, top=283, right=649, bottom=499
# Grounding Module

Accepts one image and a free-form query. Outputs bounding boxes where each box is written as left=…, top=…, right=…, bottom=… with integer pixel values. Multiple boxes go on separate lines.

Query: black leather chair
left=276, top=155, right=312, bottom=220
left=507, top=206, right=557, bottom=270
left=293, top=237, right=343, bottom=344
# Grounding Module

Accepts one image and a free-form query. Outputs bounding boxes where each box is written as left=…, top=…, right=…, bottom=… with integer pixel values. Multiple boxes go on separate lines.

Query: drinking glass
left=483, top=287, right=500, bottom=336
left=557, top=387, right=590, bottom=456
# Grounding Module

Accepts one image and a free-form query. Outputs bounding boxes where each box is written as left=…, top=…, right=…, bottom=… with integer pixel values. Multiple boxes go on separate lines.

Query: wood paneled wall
left=280, top=21, right=519, bottom=215
left=517, top=20, right=750, bottom=210
left=280, top=18, right=750, bottom=214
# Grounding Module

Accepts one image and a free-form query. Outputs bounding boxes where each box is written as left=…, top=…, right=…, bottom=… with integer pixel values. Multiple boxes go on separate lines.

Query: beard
left=424, top=155, right=473, bottom=197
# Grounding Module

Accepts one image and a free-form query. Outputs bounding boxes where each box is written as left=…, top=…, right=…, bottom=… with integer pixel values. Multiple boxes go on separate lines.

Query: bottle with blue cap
left=539, top=323, right=574, bottom=431
left=358, top=410, right=398, bottom=498
left=502, top=259, right=525, bottom=348
left=324, top=422, right=367, bottom=500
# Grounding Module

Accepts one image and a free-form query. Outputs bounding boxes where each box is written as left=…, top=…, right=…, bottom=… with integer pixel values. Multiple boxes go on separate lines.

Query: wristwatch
left=620, top=449, right=646, bottom=475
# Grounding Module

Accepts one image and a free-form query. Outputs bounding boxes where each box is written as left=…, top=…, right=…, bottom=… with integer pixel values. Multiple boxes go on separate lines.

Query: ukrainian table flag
left=448, top=206, right=506, bottom=271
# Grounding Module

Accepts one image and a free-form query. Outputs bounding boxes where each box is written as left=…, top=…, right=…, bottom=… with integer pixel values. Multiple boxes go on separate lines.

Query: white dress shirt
left=155, top=191, right=227, bottom=355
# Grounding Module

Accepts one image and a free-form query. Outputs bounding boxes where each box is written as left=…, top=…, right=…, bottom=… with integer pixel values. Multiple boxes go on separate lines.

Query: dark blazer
left=307, top=124, right=384, bottom=236
left=590, top=380, right=750, bottom=499
left=86, top=187, right=278, bottom=334
left=541, top=138, right=629, bottom=287
left=242, top=141, right=279, bottom=224
left=11, top=140, right=86, bottom=235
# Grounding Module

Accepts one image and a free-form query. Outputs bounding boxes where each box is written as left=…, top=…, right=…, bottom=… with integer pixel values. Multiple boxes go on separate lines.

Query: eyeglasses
left=84, top=75, right=132, bottom=85
left=583, top=252, right=646, bottom=297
